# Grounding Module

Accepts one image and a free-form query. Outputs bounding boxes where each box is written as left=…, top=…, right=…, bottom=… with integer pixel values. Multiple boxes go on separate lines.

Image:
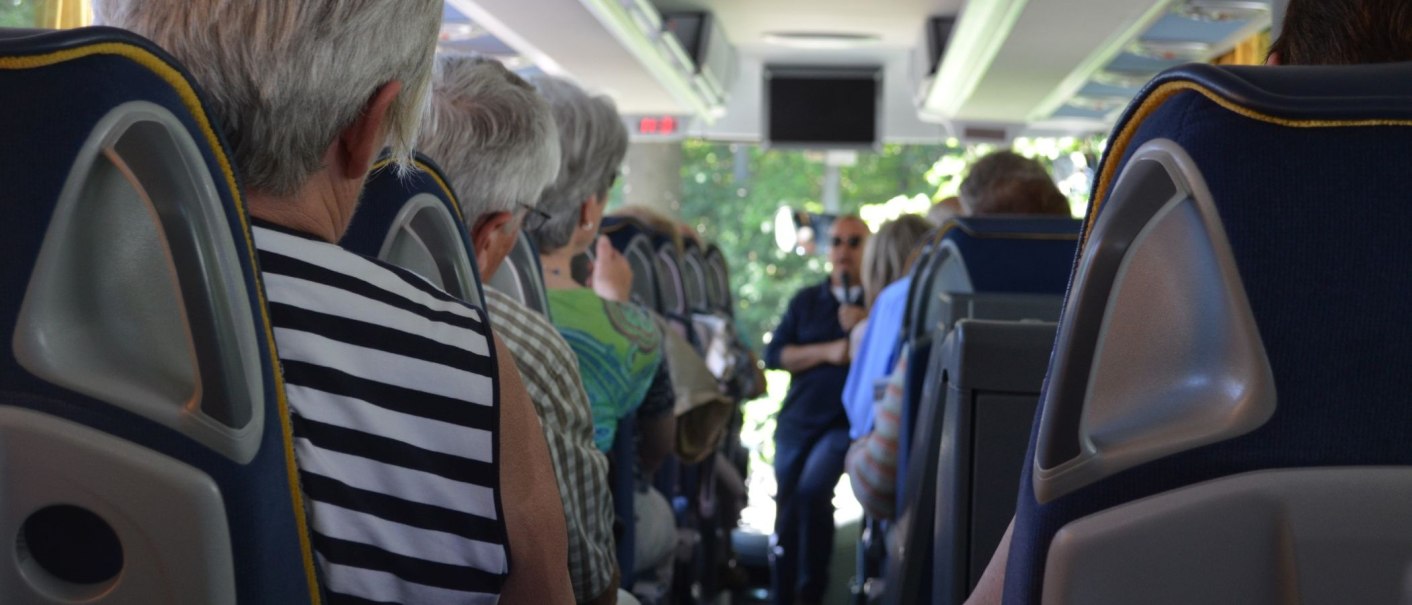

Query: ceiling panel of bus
left=652, top=0, right=962, bottom=50
left=650, top=0, right=959, bottom=142
left=450, top=0, right=1262, bottom=141
left=953, top=0, right=1168, bottom=124
left=446, top=0, right=689, bottom=114
left=648, top=0, right=1169, bottom=140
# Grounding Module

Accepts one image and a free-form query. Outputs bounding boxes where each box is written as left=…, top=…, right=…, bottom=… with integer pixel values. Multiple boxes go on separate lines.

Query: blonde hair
left=861, top=215, right=932, bottom=307
left=610, top=205, right=686, bottom=249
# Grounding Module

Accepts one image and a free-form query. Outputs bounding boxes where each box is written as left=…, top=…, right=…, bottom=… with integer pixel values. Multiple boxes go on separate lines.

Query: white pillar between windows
left=621, top=142, right=684, bottom=218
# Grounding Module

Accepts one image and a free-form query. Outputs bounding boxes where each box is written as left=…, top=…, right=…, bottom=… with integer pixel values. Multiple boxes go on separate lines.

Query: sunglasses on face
left=518, top=203, right=552, bottom=232
left=831, top=236, right=863, bottom=249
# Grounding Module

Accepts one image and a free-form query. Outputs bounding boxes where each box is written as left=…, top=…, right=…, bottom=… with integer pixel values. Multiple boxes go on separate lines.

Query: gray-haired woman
left=527, top=76, right=680, bottom=584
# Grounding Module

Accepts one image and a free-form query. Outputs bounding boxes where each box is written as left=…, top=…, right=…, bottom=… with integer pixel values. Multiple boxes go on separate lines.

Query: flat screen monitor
left=764, top=66, right=881, bottom=149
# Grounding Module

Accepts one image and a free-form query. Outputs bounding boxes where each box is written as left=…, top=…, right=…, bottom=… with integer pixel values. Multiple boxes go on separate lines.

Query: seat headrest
left=601, top=216, right=655, bottom=254
left=931, top=216, right=1082, bottom=295
left=1037, top=61, right=1412, bottom=500
left=340, top=152, right=485, bottom=308
left=0, top=27, right=50, bottom=42
left=0, top=25, right=158, bottom=53
left=1094, top=61, right=1412, bottom=224
left=1, top=25, right=320, bottom=603
left=1136, top=61, right=1412, bottom=123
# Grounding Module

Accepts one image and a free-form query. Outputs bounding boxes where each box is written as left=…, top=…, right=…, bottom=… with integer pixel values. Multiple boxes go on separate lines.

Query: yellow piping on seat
left=1, top=41, right=322, bottom=605
left=1085, top=79, right=1412, bottom=256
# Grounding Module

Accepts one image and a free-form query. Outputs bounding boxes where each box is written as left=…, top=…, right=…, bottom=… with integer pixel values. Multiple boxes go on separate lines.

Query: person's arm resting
left=493, top=335, right=575, bottom=604
left=778, top=339, right=848, bottom=374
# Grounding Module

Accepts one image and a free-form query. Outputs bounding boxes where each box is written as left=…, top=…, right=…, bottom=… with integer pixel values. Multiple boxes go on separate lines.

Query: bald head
left=828, top=216, right=870, bottom=284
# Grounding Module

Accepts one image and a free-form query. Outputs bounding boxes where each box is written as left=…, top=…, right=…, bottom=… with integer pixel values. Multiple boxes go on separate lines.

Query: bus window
left=0, top=0, right=92, bottom=29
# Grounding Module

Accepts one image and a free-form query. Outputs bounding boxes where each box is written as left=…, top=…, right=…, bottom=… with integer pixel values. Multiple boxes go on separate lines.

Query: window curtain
left=40, top=0, right=92, bottom=28
left=1212, top=31, right=1271, bottom=66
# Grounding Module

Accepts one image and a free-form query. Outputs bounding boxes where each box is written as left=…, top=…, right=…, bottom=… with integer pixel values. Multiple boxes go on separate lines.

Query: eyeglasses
left=831, top=236, right=864, bottom=249
left=518, top=203, right=552, bottom=232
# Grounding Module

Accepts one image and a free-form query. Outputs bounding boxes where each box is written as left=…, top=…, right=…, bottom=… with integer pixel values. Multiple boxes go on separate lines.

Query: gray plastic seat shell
left=376, top=192, right=482, bottom=305
left=1033, top=140, right=1276, bottom=504
left=932, top=320, right=1058, bottom=605
left=1043, top=467, right=1412, bottom=605
left=0, top=407, right=236, bottom=604
left=13, top=101, right=264, bottom=464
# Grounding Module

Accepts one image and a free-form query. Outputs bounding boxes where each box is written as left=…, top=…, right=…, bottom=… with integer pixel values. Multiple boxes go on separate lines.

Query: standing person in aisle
left=764, top=215, right=871, bottom=605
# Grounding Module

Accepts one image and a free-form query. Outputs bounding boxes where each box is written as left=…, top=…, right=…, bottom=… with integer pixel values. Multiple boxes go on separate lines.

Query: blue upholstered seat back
left=935, top=216, right=1081, bottom=294
left=602, top=216, right=666, bottom=312
left=904, top=218, right=1079, bottom=344
left=1006, top=62, right=1412, bottom=603
left=704, top=244, right=732, bottom=315
left=650, top=234, right=692, bottom=328
left=897, top=217, right=1079, bottom=496
left=681, top=238, right=712, bottom=314
left=0, top=27, right=316, bottom=604
left=339, top=153, right=486, bottom=309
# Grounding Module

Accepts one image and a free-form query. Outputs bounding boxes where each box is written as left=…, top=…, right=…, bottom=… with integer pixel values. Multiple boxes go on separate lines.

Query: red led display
left=638, top=116, right=679, bottom=135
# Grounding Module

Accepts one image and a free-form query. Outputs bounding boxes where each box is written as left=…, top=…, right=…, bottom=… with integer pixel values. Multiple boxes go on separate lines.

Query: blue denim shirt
left=842, top=275, right=911, bottom=439
left=765, top=279, right=850, bottom=438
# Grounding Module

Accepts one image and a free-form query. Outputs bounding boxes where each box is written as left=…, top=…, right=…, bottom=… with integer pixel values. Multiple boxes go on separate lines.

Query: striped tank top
left=254, top=221, right=508, bottom=604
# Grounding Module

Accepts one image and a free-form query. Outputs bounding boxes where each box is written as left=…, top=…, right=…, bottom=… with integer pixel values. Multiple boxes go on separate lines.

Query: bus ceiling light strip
left=1027, top=0, right=1177, bottom=124
left=1067, top=94, right=1131, bottom=114
left=762, top=32, right=882, bottom=50
left=570, top=0, right=728, bottom=119
left=443, top=0, right=569, bottom=77
left=922, top=0, right=1030, bottom=119
left=1092, top=69, right=1157, bottom=90
left=1035, top=0, right=1270, bottom=124
left=1177, top=0, right=1270, bottom=22
left=1130, top=39, right=1212, bottom=61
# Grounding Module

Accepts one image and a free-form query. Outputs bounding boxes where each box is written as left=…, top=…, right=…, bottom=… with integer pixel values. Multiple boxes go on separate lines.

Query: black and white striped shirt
left=254, top=221, right=508, bottom=605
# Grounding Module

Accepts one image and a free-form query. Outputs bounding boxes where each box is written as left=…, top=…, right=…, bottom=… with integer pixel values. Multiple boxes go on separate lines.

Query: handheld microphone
left=840, top=271, right=860, bottom=305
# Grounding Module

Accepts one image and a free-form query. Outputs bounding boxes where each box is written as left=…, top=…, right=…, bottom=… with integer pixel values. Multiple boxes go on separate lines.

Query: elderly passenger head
left=526, top=76, right=629, bottom=255
left=860, top=215, right=932, bottom=308
left=958, top=151, right=1071, bottom=217
left=420, top=53, right=561, bottom=280
left=95, top=0, right=442, bottom=240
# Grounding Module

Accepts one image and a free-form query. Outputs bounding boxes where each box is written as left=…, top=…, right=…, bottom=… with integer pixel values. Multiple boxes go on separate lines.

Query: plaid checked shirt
left=484, top=287, right=616, bottom=601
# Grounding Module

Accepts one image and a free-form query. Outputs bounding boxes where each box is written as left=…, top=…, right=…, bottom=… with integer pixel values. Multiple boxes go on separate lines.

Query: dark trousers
left=771, top=425, right=850, bottom=604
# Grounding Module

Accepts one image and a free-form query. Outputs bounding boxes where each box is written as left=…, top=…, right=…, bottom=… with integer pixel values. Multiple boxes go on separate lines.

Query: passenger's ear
left=578, top=197, right=594, bottom=226
left=578, top=194, right=602, bottom=228
left=471, top=210, right=516, bottom=275
left=1266, top=52, right=1280, bottom=66
left=338, top=80, right=404, bottom=180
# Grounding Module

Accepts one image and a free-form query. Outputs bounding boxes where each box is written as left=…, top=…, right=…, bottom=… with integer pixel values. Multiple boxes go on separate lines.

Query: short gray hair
left=420, top=53, right=561, bottom=223
left=95, top=0, right=441, bottom=196
left=526, top=76, right=628, bottom=253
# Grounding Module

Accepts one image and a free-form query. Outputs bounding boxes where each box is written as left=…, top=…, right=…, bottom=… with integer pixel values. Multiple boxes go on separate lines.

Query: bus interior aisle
left=12, top=1, right=1412, bottom=605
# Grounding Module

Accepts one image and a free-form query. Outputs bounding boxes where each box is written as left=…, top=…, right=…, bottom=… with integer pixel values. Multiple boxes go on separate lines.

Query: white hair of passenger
left=526, top=76, right=628, bottom=253
left=420, top=53, right=562, bottom=222
left=95, top=0, right=441, bottom=196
